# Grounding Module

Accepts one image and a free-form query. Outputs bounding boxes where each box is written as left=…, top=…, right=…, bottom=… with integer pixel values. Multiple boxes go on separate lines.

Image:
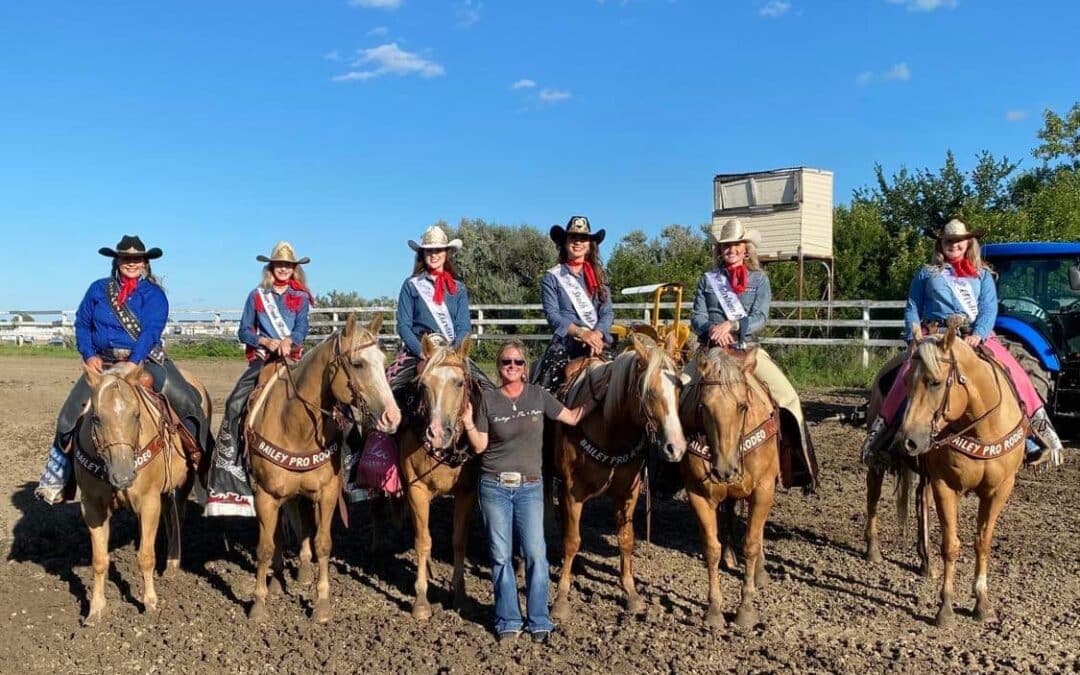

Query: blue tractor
left=981, top=241, right=1080, bottom=419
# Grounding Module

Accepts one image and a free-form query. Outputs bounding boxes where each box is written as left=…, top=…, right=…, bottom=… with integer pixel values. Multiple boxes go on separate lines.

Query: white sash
left=549, top=265, right=598, bottom=329
left=410, top=276, right=456, bottom=343
left=940, top=267, right=979, bottom=323
left=257, top=289, right=291, bottom=340
left=704, top=270, right=748, bottom=321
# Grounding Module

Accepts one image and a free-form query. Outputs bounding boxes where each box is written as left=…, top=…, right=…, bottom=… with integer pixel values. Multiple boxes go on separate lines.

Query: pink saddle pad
left=358, top=431, right=402, bottom=495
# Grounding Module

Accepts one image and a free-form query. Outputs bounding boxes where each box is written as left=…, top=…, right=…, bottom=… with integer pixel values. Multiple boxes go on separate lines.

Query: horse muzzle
left=899, top=428, right=932, bottom=457
left=107, top=462, right=137, bottom=490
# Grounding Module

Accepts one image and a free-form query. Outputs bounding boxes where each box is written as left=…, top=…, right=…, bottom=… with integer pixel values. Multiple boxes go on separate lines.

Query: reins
left=920, top=342, right=1011, bottom=449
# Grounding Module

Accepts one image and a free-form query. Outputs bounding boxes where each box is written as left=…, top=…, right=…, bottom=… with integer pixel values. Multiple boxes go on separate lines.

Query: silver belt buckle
left=498, top=471, right=522, bottom=488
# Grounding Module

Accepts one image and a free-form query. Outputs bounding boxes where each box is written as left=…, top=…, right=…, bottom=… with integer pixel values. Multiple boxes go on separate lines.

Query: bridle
left=694, top=375, right=753, bottom=483
left=282, top=329, right=380, bottom=434
left=413, top=357, right=472, bottom=458
left=914, top=340, right=1006, bottom=447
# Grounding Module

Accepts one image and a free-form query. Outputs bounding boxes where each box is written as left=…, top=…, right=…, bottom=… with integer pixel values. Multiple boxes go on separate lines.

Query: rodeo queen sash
left=548, top=265, right=598, bottom=329
left=252, top=288, right=293, bottom=360
left=704, top=270, right=748, bottom=322
left=410, top=276, right=456, bottom=343
left=106, top=279, right=166, bottom=364
left=940, top=266, right=980, bottom=323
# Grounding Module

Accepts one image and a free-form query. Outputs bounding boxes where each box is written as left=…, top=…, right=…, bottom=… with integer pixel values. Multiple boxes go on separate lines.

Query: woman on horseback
left=689, top=219, right=819, bottom=491
left=532, top=215, right=615, bottom=392
left=462, top=339, right=605, bottom=644
left=861, top=218, right=1065, bottom=466
left=205, top=241, right=313, bottom=517
left=390, top=224, right=490, bottom=398
left=36, top=235, right=211, bottom=504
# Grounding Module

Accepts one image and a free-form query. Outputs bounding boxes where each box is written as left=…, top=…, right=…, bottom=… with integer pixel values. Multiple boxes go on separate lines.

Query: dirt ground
left=0, top=355, right=1077, bottom=674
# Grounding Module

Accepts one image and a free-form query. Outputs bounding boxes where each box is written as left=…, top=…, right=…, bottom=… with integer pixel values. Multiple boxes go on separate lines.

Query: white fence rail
left=2, top=300, right=907, bottom=367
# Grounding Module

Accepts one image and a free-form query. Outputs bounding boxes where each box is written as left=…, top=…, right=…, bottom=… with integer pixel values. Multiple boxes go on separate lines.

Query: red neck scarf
left=725, top=264, right=748, bottom=294
left=117, top=276, right=138, bottom=305
left=427, top=268, right=457, bottom=305
left=949, top=258, right=978, bottom=278
left=567, top=261, right=599, bottom=296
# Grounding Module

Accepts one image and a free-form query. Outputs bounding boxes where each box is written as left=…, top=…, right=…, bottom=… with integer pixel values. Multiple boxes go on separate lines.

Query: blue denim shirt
left=75, top=277, right=169, bottom=363
left=396, top=275, right=472, bottom=357
left=539, top=267, right=614, bottom=344
left=904, top=265, right=996, bottom=341
left=691, top=268, right=771, bottom=342
left=237, top=287, right=311, bottom=347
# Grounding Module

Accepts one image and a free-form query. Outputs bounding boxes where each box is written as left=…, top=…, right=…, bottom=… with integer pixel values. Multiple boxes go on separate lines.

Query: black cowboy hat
left=98, top=235, right=163, bottom=260
left=549, top=215, right=606, bottom=246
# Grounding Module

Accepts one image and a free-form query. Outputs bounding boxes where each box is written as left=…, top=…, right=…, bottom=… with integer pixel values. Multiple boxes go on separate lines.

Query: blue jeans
left=478, top=477, right=555, bottom=634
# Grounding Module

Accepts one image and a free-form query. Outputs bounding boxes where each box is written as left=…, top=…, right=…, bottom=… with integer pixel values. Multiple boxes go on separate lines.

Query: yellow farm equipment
left=612, top=282, right=695, bottom=365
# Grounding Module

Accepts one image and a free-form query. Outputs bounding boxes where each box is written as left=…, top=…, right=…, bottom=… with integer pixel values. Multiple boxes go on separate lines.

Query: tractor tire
left=995, top=335, right=1053, bottom=405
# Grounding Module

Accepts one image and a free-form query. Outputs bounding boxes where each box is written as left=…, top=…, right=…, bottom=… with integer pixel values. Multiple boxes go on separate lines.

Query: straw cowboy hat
left=408, top=225, right=463, bottom=252
left=549, top=215, right=606, bottom=246
left=929, top=218, right=984, bottom=242
left=98, top=235, right=163, bottom=260
left=256, top=241, right=310, bottom=265
left=709, top=218, right=762, bottom=247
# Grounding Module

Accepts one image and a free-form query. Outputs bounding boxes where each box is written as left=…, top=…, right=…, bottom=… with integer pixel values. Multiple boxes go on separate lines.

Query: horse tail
left=895, top=467, right=915, bottom=538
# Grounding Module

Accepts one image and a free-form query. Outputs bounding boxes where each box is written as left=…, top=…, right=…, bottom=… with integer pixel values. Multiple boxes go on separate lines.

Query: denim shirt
left=690, top=268, right=771, bottom=342
left=75, top=277, right=169, bottom=363
left=904, top=265, right=996, bottom=341
left=237, top=287, right=311, bottom=348
left=539, top=267, right=615, bottom=344
left=396, top=274, right=472, bottom=357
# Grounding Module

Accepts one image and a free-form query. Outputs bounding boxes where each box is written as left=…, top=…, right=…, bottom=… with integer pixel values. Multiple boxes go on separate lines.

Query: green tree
left=605, top=225, right=711, bottom=295
left=444, top=218, right=557, bottom=304
left=1034, top=102, right=1080, bottom=168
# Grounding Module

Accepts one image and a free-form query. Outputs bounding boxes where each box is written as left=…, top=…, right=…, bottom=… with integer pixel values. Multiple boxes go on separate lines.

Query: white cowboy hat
left=931, top=218, right=984, bottom=242
left=257, top=241, right=310, bottom=265
left=408, top=225, right=463, bottom=252
left=709, top=218, right=762, bottom=247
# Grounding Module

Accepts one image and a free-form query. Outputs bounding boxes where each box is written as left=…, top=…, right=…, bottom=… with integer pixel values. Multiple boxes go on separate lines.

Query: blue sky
left=2, top=0, right=1078, bottom=310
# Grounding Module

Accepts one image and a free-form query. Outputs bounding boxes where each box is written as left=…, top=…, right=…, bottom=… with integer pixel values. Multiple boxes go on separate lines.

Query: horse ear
left=458, top=334, right=473, bottom=359
left=631, top=333, right=650, bottom=361
left=740, top=345, right=759, bottom=373
left=366, top=313, right=383, bottom=335
left=421, top=334, right=438, bottom=360
left=943, top=323, right=957, bottom=350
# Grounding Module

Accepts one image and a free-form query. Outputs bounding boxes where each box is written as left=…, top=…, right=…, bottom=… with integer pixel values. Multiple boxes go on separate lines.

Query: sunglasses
left=499, top=358, right=526, bottom=367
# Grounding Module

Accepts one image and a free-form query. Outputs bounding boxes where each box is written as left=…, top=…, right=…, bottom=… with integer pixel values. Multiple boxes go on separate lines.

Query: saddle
left=556, top=357, right=605, bottom=402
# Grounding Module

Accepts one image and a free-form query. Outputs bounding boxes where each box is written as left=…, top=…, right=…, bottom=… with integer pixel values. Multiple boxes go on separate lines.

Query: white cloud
left=511, top=78, right=536, bottom=90
left=348, top=0, right=402, bottom=9
left=332, top=43, right=445, bottom=82
left=883, top=62, right=911, bottom=81
left=1005, top=109, right=1028, bottom=122
left=855, top=71, right=874, bottom=86
left=759, top=1, right=791, bottom=18
left=538, top=88, right=572, bottom=103
left=887, top=0, right=957, bottom=11
left=456, top=0, right=481, bottom=28
left=324, top=50, right=343, bottom=62
left=367, top=26, right=389, bottom=36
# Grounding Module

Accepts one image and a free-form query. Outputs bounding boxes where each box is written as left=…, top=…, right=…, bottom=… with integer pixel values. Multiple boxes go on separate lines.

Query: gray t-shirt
left=475, top=383, right=565, bottom=476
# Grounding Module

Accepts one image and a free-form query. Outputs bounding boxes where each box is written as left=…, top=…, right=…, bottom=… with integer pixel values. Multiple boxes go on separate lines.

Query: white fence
left=2, top=300, right=907, bottom=367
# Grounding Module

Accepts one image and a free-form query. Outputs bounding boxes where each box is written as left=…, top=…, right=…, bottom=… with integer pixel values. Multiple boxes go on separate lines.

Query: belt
left=482, top=472, right=542, bottom=484
left=100, top=348, right=133, bottom=362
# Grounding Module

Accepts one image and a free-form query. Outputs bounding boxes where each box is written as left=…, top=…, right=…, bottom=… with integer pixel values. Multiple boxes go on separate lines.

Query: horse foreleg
left=249, top=489, right=280, bottom=622
left=311, top=477, right=339, bottom=624
left=720, top=500, right=739, bottom=571
left=930, top=479, right=961, bottom=628
left=81, top=497, right=111, bottom=626
left=162, top=477, right=191, bottom=578
left=688, top=491, right=723, bottom=627
left=973, top=475, right=1015, bottom=623
left=451, top=486, right=476, bottom=611
left=735, top=483, right=774, bottom=629
left=136, top=493, right=163, bottom=612
left=407, top=485, right=434, bottom=620
left=268, top=508, right=287, bottom=597
left=864, top=467, right=885, bottom=563
left=916, top=475, right=934, bottom=579
left=551, top=483, right=585, bottom=621
left=297, top=499, right=316, bottom=587
left=615, top=479, right=646, bottom=615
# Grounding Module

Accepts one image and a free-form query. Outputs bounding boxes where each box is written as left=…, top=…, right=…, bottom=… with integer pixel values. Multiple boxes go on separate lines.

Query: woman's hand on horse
left=261, top=337, right=282, bottom=352
left=84, top=356, right=104, bottom=375
left=709, top=322, right=732, bottom=345
left=581, top=329, right=605, bottom=355
left=964, top=334, right=982, bottom=348
left=277, top=337, right=293, bottom=357
left=462, top=400, right=474, bottom=424
left=112, top=361, right=137, bottom=376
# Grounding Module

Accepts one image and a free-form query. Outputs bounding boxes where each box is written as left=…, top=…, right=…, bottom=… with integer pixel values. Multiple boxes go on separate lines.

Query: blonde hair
left=495, top=339, right=529, bottom=385
left=260, top=263, right=310, bottom=291
left=712, top=241, right=762, bottom=271
left=933, top=237, right=988, bottom=271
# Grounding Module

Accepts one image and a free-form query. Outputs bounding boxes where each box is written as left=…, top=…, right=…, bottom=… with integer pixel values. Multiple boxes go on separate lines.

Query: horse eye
left=455, top=380, right=464, bottom=388
left=354, top=361, right=365, bottom=370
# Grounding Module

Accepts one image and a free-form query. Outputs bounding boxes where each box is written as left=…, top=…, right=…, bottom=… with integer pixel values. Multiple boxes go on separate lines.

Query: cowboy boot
left=859, top=415, right=894, bottom=468
left=35, top=444, right=73, bottom=505
left=1028, top=407, right=1064, bottom=468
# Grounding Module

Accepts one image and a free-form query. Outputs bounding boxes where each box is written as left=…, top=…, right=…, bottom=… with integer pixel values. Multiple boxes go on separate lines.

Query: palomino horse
left=677, top=346, right=779, bottom=628
left=76, top=363, right=210, bottom=625
left=896, top=318, right=1027, bottom=627
left=247, top=314, right=400, bottom=623
left=398, top=334, right=481, bottom=620
left=551, top=334, right=688, bottom=620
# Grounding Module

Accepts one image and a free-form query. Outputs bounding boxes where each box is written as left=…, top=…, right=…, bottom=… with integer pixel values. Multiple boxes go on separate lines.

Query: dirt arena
left=0, top=355, right=1077, bottom=673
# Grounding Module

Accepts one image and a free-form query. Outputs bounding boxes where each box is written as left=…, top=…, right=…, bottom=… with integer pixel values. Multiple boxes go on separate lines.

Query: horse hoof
left=248, top=600, right=269, bottom=622
left=162, top=562, right=180, bottom=579
left=551, top=598, right=570, bottom=622
left=733, top=606, right=759, bottom=629
left=934, top=608, right=955, bottom=629
left=975, top=605, right=998, bottom=624
left=142, top=597, right=158, bottom=613
left=267, top=576, right=284, bottom=597
left=626, top=596, right=647, bottom=616
left=297, top=563, right=315, bottom=587
left=412, top=601, right=432, bottom=621
left=866, top=546, right=883, bottom=564
left=705, top=608, right=725, bottom=628
left=312, top=599, right=333, bottom=624
left=83, top=607, right=105, bottom=627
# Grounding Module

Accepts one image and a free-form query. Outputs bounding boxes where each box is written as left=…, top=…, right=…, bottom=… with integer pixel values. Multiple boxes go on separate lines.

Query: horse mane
left=416, top=342, right=464, bottom=382
left=602, top=338, right=675, bottom=422
left=914, top=339, right=945, bottom=381
left=679, top=347, right=746, bottom=421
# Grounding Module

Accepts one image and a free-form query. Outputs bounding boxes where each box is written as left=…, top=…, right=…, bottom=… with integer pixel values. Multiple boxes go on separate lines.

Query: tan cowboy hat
left=256, top=241, right=310, bottom=265
left=99, top=235, right=163, bottom=260
left=709, top=218, right=762, bottom=247
left=549, top=215, right=606, bottom=246
left=408, top=225, right=463, bottom=252
left=930, top=218, right=984, bottom=242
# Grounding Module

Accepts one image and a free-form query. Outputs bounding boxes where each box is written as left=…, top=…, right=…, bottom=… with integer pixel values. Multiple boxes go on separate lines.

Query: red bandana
left=427, top=268, right=457, bottom=305
left=286, top=279, right=314, bottom=312
left=117, top=277, right=138, bottom=305
left=726, top=264, right=748, bottom=294
left=567, top=262, right=599, bottom=296
left=950, top=258, right=978, bottom=278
